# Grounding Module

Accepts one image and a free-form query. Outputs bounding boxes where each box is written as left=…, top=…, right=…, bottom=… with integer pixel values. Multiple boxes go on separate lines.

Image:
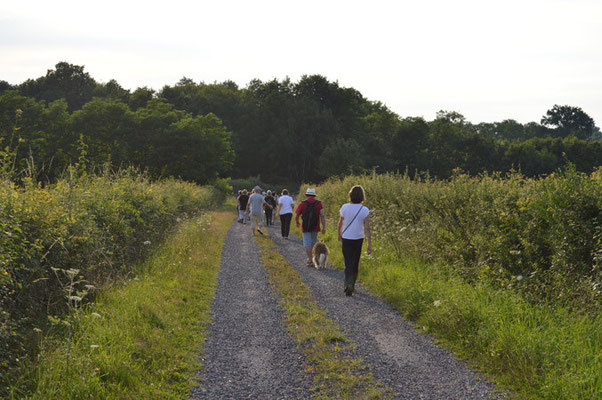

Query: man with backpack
left=295, top=188, right=326, bottom=267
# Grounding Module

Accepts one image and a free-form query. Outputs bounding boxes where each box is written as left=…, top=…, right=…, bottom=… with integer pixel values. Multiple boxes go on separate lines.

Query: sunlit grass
left=311, top=171, right=602, bottom=400
left=255, top=232, right=391, bottom=399
left=10, top=210, right=232, bottom=399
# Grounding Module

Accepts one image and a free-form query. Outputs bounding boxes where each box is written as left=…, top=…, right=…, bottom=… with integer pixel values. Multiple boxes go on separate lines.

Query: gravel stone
left=191, top=220, right=312, bottom=399
left=265, top=221, right=507, bottom=400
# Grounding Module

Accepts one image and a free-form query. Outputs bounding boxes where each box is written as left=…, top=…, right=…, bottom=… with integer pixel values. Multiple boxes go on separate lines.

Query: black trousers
left=265, top=208, right=273, bottom=225
left=280, top=213, right=292, bottom=237
left=342, top=238, right=364, bottom=291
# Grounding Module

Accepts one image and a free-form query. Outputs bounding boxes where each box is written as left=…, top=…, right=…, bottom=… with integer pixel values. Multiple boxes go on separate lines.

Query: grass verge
left=11, top=210, right=233, bottom=399
left=320, top=233, right=602, bottom=400
left=254, top=231, right=391, bottom=400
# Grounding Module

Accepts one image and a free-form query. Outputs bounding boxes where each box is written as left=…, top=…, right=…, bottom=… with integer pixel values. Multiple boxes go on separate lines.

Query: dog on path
left=312, top=241, right=329, bottom=269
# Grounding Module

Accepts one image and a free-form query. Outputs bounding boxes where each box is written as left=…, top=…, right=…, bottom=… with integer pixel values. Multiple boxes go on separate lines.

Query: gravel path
left=192, top=217, right=506, bottom=399
left=191, top=219, right=312, bottom=399
left=264, top=221, right=506, bottom=400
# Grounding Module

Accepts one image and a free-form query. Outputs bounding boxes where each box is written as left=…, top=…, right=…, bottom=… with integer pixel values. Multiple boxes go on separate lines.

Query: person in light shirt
left=337, top=185, right=372, bottom=296
left=277, top=189, right=295, bottom=239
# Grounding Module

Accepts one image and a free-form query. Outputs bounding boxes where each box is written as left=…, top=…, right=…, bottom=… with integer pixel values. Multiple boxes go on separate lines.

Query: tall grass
left=314, top=166, right=602, bottom=311
left=9, top=210, right=232, bottom=399
left=308, top=166, right=602, bottom=399
left=0, top=168, right=224, bottom=394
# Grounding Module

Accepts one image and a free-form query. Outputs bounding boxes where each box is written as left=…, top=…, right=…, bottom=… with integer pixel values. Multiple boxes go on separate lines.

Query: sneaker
left=257, top=228, right=264, bottom=235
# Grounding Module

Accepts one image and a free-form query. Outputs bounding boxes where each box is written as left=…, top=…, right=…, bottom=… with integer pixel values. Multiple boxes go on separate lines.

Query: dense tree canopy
left=1, top=62, right=601, bottom=184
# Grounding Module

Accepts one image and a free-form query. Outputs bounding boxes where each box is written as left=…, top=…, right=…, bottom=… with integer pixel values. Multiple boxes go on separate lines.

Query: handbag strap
left=341, top=205, right=364, bottom=236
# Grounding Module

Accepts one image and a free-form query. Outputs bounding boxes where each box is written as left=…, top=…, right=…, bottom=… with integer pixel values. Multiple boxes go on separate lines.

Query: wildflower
left=90, top=345, right=99, bottom=349
left=509, top=249, right=521, bottom=255
left=69, top=296, right=82, bottom=302
left=91, top=313, right=101, bottom=318
left=433, top=300, right=441, bottom=307
left=133, top=277, right=140, bottom=281
left=516, top=275, right=523, bottom=281
left=143, top=240, right=151, bottom=246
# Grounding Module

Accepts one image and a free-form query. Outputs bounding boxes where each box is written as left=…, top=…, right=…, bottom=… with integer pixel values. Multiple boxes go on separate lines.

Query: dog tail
left=319, top=253, right=326, bottom=266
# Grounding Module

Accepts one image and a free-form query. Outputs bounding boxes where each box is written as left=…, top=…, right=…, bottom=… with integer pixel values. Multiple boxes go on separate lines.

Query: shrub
left=0, top=168, right=223, bottom=392
left=314, top=165, right=602, bottom=311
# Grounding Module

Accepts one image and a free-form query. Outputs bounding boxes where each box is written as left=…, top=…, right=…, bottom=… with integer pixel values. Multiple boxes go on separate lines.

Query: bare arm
left=364, top=216, right=372, bottom=254
left=320, top=209, right=326, bottom=234
left=338, top=217, right=344, bottom=241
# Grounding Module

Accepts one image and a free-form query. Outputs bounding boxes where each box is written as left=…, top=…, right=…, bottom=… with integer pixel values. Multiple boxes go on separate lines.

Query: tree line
left=1, top=62, right=601, bottom=184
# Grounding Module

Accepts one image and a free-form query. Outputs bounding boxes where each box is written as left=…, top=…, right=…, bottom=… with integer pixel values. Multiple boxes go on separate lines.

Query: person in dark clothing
left=238, top=189, right=249, bottom=223
left=264, top=190, right=277, bottom=226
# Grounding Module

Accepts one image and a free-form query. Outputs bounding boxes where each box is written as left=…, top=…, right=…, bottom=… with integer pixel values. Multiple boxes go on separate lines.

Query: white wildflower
left=69, top=296, right=82, bottom=302
left=90, top=345, right=99, bottom=349
left=91, top=313, right=101, bottom=318
left=516, top=275, right=523, bottom=281
left=133, top=277, right=140, bottom=281
left=143, top=240, right=151, bottom=246
left=433, top=300, right=441, bottom=307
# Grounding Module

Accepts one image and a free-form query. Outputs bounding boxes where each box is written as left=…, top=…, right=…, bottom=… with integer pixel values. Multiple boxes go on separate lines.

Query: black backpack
left=301, top=200, right=320, bottom=231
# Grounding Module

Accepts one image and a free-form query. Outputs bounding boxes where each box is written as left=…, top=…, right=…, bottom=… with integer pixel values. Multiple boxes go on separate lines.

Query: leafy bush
left=0, top=168, right=223, bottom=392
left=315, top=165, right=602, bottom=311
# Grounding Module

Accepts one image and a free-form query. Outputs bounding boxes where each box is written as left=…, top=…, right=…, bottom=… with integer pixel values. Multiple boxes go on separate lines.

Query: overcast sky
left=1, top=0, right=601, bottom=125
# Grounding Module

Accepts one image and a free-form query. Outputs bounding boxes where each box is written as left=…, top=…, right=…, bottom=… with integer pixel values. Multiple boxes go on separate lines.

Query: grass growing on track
left=14, top=211, right=232, bottom=399
left=255, top=232, right=392, bottom=400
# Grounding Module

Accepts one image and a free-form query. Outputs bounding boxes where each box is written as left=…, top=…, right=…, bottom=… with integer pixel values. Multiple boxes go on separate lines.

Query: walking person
left=264, top=190, right=277, bottom=226
left=277, top=189, right=294, bottom=238
left=238, top=189, right=249, bottom=223
left=295, top=188, right=326, bottom=267
left=337, top=185, right=371, bottom=296
left=246, top=186, right=273, bottom=236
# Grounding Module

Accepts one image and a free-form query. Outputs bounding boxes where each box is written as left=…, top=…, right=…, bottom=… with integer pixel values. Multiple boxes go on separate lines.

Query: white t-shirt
left=340, top=203, right=370, bottom=240
left=278, top=195, right=294, bottom=214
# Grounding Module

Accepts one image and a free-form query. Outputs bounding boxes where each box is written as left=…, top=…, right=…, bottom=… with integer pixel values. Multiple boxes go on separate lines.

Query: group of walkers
left=236, top=187, right=295, bottom=237
left=235, top=184, right=372, bottom=297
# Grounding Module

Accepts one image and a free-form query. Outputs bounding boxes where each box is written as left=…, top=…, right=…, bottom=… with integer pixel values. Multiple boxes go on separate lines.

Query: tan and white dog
left=312, top=241, right=329, bottom=269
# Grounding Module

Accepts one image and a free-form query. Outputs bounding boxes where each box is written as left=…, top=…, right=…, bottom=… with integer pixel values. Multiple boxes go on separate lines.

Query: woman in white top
left=337, top=185, right=372, bottom=296
left=277, top=189, right=295, bottom=238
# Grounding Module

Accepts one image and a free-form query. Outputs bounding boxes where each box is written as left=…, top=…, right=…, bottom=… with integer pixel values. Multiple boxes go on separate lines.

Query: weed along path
left=193, top=217, right=504, bottom=399
left=192, top=218, right=312, bottom=399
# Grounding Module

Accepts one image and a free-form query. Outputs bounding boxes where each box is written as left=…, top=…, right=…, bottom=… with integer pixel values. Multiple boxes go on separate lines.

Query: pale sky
left=1, top=0, right=601, bottom=125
